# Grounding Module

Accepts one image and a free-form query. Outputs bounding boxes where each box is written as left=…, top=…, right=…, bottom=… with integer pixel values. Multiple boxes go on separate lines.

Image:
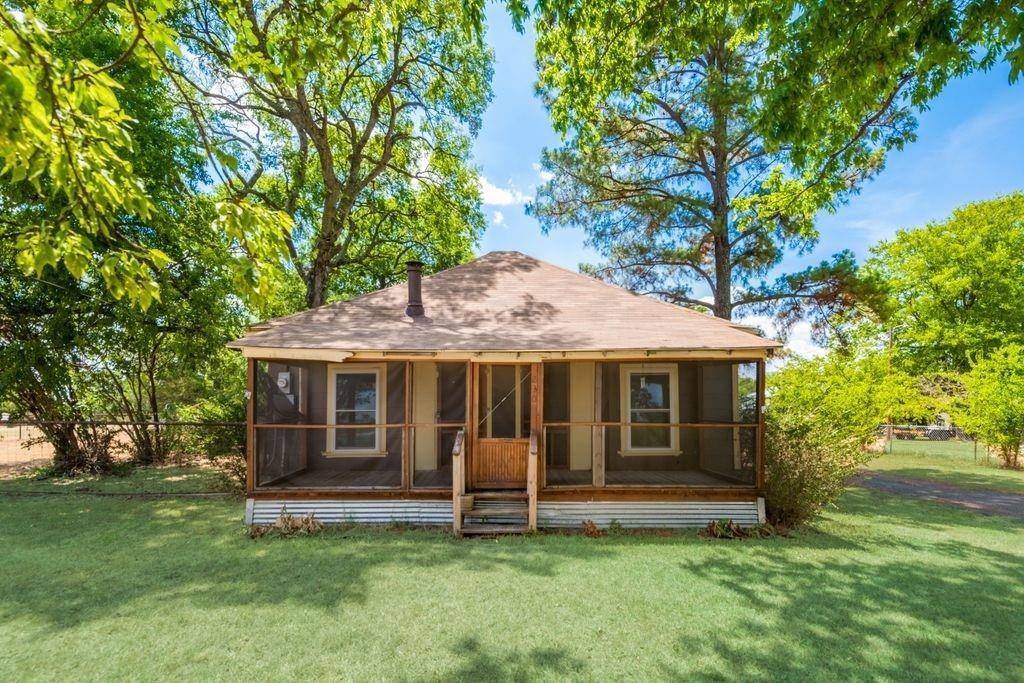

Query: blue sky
left=470, top=4, right=1024, bottom=354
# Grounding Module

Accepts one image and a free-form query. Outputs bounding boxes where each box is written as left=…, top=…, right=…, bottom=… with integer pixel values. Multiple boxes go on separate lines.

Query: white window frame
left=619, top=363, right=680, bottom=456
left=326, top=363, right=387, bottom=457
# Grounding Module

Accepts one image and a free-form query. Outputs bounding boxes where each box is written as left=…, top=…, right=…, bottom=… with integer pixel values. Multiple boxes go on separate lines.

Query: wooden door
left=473, top=438, right=529, bottom=488
left=472, top=364, right=532, bottom=489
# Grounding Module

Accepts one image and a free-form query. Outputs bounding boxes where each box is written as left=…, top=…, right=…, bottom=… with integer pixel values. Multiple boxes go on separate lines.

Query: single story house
left=228, top=251, right=780, bottom=534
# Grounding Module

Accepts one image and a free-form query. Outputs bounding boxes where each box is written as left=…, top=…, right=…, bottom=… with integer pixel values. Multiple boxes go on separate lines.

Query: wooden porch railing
left=451, top=428, right=465, bottom=535
left=527, top=431, right=538, bottom=531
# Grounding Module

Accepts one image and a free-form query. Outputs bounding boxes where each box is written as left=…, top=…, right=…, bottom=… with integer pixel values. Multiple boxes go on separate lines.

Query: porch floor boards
left=545, top=468, right=737, bottom=487
left=264, top=468, right=452, bottom=489
left=262, top=468, right=742, bottom=489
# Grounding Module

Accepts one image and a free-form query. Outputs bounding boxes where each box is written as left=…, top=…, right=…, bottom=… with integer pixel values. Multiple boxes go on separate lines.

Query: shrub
left=699, top=519, right=779, bottom=539
left=249, top=510, right=324, bottom=539
left=173, top=400, right=246, bottom=485
left=958, top=345, right=1024, bottom=469
left=763, top=415, right=868, bottom=525
left=33, top=422, right=122, bottom=476
left=764, top=351, right=928, bottom=525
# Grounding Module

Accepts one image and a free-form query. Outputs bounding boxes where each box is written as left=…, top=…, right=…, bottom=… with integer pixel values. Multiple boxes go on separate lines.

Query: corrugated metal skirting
left=247, top=500, right=452, bottom=526
left=247, top=499, right=763, bottom=528
left=537, top=501, right=762, bottom=528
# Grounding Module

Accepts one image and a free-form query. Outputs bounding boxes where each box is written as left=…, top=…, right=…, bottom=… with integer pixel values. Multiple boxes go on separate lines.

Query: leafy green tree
left=528, top=1, right=1022, bottom=327
left=172, top=0, right=491, bottom=307
left=0, top=0, right=291, bottom=307
left=861, top=193, right=1024, bottom=374
left=958, top=345, right=1024, bottom=469
left=0, top=14, right=245, bottom=472
left=763, top=0, right=1023, bottom=151
left=3, top=0, right=1021, bottom=308
left=81, top=197, right=248, bottom=463
left=0, top=0, right=494, bottom=309
left=529, top=2, right=912, bottom=324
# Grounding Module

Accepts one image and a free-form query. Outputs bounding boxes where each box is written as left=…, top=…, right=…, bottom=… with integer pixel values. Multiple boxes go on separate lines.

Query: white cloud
left=478, top=177, right=531, bottom=206
left=785, top=321, right=826, bottom=359
left=493, top=210, right=505, bottom=226
left=841, top=190, right=921, bottom=240
left=532, top=162, right=555, bottom=182
left=943, top=99, right=1024, bottom=160
left=735, top=314, right=825, bottom=362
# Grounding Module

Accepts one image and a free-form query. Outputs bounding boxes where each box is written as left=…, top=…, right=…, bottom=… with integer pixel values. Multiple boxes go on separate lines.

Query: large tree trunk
left=709, top=43, right=734, bottom=322
left=305, top=264, right=330, bottom=309
left=304, top=206, right=343, bottom=309
left=712, top=232, right=732, bottom=320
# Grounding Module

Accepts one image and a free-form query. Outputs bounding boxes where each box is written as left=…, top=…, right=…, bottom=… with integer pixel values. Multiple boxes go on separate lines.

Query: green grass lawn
left=1, top=479, right=1022, bottom=680
left=869, top=439, right=1024, bottom=494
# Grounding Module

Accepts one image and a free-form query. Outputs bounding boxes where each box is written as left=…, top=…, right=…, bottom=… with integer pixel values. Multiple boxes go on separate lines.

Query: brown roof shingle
left=228, top=251, right=780, bottom=352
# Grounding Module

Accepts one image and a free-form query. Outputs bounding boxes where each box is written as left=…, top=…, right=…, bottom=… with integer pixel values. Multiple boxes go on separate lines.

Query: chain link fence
left=879, top=424, right=994, bottom=464
left=0, top=420, right=245, bottom=493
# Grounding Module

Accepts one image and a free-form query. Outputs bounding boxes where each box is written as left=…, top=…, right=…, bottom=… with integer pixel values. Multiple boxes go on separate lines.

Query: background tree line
left=0, top=0, right=492, bottom=473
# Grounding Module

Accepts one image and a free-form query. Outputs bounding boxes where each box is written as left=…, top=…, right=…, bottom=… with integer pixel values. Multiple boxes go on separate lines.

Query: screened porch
left=247, top=357, right=763, bottom=493
left=251, top=360, right=467, bottom=490
left=540, top=360, right=762, bottom=489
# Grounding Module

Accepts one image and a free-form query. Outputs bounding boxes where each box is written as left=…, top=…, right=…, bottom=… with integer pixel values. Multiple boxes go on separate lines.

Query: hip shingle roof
left=228, top=251, right=781, bottom=352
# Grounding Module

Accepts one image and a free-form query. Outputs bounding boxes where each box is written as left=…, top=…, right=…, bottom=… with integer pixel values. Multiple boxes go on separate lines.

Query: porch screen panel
left=413, top=362, right=466, bottom=489
left=491, top=365, right=516, bottom=437
left=599, top=361, right=756, bottom=487
left=256, top=361, right=404, bottom=489
left=697, top=361, right=757, bottom=482
left=255, top=360, right=310, bottom=486
left=543, top=362, right=593, bottom=487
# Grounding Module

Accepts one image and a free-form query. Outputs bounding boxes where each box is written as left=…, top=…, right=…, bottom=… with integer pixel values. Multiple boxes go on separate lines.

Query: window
left=327, top=364, right=386, bottom=456
left=620, top=364, right=679, bottom=455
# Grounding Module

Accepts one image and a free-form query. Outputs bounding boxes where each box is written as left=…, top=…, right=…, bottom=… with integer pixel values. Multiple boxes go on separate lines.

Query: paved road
left=853, top=471, right=1024, bottom=520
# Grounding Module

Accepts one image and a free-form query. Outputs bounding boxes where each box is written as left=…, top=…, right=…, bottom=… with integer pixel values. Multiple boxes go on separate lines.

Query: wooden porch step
left=462, top=523, right=529, bottom=535
left=465, top=505, right=528, bottom=519
left=466, top=509, right=528, bottom=520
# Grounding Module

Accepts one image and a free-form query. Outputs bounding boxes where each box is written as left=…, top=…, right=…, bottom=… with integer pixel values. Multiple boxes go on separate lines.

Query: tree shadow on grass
left=415, top=636, right=588, bottom=682
left=0, top=496, right=618, bottom=633
left=660, top=491, right=1024, bottom=680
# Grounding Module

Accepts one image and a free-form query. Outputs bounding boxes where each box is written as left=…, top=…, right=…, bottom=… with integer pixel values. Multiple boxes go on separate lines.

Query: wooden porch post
left=756, top=358, right=766, bottom=490
left=453, top=360, right=473, bottom=535
left=528, top=362, right=542, bottom=531
left=593, top=361, right=605, bottom=487
left=245, top=358, right=255, bottom=496
left=452, top=429, right=465, bottom=535
left=402, top=361, right=411, bottom=490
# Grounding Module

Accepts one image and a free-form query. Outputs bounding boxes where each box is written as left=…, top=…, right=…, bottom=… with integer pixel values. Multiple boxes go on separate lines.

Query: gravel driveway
left=854, top=471, right=1024, bottom=520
